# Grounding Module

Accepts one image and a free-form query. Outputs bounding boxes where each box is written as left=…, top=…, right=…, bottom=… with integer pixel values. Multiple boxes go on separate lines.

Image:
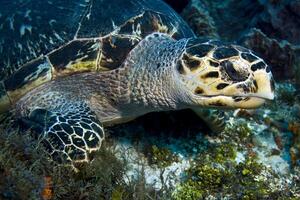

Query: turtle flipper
left=22, top=102, right=104, bottom=164
left=191, top=108, right=225, bottom=134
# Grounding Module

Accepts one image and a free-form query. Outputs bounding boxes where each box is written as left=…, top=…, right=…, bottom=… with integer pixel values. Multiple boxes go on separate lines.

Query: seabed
left=0, top=82, right=299, bottom=199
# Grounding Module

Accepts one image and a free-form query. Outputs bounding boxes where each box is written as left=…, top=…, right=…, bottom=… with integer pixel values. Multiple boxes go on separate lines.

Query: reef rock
left=240, top=28, right=295, bottom=80
left=181, top=0, right=265, bottom=41
left=181, top=0, right=218, bottom=38
left=253, top=0, right=300, bottom=45
left=180, top=0, right=300, bottom=45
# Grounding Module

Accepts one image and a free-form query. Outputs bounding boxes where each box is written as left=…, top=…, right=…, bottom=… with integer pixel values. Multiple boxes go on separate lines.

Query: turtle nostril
left=220, top=60, right=248, bottom=82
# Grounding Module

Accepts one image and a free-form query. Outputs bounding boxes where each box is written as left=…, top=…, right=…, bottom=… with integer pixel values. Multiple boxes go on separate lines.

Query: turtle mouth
left=198, top=84, right=275, bottom=101
left=202, top=94, right=274, bottom=101
left=193, top=94, right=272, bottom=109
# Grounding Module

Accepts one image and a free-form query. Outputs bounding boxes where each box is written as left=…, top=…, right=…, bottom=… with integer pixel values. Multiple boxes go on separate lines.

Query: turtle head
left=175, top=38, right=275, bottom=109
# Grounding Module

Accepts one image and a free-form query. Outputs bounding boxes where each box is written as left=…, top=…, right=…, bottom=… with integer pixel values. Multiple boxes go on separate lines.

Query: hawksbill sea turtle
left=0, top=0, right=275, bottom=164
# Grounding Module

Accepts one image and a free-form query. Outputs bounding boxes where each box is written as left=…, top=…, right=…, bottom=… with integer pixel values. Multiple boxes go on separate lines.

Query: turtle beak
left=252, top=69, right=275, bottom=100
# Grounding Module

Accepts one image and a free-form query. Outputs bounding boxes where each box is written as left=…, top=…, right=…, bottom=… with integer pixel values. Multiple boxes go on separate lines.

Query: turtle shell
left=0, top=0, right=195, bottom=112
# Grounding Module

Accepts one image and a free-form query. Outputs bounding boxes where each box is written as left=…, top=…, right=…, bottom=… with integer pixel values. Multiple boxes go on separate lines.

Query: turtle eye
left=220, top=60, right=248, bottom=82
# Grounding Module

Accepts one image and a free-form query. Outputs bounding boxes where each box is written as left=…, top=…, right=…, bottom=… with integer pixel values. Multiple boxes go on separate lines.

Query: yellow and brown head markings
left=232, top=96, right=243, bottom=102
left=176, top=40, right=274, bottom=109
left=209, top=60, right=219, bottom=67
left=194, top=87, right=204, bottom=95
left=237, top=83, right=251, bottom=93
left=182, top=54, right=201, bottom=71
left=186, top=43, right=215, bottom=57
left=216, top=83, right=229, bottom=90
left=252, top=80, right=258, bottom=92
left=251, top=61, right=266, bottom=71
left=202, top=71, right=219, bottom=79
left=241, top=52, right=258, bottom=63
left=213, top=46, right=239, bottom=59
left=209, top=100, right=226, bottom=107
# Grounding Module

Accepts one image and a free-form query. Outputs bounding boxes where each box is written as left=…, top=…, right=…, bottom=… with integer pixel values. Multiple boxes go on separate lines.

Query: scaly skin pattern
left=15, top=34, right=187, bottom=125
left=16, top=33, right=274, bottom=126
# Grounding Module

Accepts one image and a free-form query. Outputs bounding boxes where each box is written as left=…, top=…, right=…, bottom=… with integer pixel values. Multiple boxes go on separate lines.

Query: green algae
left=172, top=181, right=203, bottom=200
left=212, top=142, right=236, bottom=163
left=147, top=145, right=179, bottom=168
left=173, top=154, right=273, bottom=199
left=171, top=130, right=297, bottom=200
left=223, top=122, right=254, bottom=147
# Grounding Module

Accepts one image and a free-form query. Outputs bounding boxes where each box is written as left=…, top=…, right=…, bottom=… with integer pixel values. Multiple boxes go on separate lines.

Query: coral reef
left=181, top=0, right=264, bottom=40
left=181, top=0, right=218, bottom=38
left=240, top=28, right=295, bottom=80
left=181, top=0, right=300, bottom=45
left=252, top=0, right=300, bottom=45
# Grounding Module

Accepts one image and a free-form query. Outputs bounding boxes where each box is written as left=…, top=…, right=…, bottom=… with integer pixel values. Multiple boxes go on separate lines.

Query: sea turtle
left=0, top=0, right=274, bottom=164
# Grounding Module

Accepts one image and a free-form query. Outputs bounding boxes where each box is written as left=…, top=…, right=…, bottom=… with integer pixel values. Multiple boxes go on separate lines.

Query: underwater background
left=0, top=0, right=299, bottom=199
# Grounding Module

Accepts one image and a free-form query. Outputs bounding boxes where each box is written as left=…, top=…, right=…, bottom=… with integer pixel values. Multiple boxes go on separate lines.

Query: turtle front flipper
left=191, top=108, right=226, bottom=134
left=21, top=102, right=104, bottom=164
